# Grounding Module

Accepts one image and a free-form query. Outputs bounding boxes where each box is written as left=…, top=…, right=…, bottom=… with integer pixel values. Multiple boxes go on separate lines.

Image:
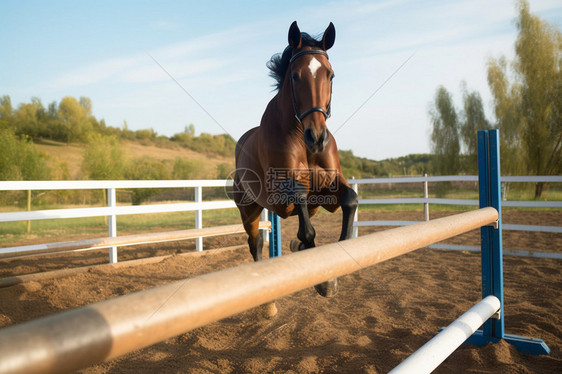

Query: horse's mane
left=266, top=32, right=324, bottom=91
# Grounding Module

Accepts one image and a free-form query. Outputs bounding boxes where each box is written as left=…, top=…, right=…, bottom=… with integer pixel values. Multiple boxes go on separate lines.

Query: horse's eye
left=291, top=73, right=300, bottom=82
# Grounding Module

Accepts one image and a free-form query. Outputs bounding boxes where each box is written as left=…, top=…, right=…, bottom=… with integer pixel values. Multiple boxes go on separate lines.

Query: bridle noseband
left=289, top=49, right=332, bottom=125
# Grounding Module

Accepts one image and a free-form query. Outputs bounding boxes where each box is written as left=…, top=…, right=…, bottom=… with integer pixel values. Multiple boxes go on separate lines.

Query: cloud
left=45, top=57, right=139, bottom=89
left=120, top=58, right=231, bottom=84
left=43, top=23, right=259, bottom=91
left=148, top=25, right=255, bottom=60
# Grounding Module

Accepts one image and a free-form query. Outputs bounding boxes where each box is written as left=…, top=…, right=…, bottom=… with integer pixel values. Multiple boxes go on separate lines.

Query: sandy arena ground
left=0, top=209, right=560, bottom=373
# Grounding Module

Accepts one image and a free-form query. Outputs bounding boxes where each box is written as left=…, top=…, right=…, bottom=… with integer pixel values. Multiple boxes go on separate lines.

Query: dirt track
left=0, top=210, right=561, bottom=373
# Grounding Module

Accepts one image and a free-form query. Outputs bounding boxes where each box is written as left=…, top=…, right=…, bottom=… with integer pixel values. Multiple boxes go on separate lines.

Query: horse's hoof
left=314, top=278, right=338, bottom=298
left=290, top=240, right=304, bottom=252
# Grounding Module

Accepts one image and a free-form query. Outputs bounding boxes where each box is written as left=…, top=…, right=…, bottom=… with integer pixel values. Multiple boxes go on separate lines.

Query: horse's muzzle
left=304, top=127, right=329, bottom=153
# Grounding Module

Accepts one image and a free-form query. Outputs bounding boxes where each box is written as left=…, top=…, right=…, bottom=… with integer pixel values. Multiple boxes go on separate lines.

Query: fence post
left=107, top=188, right=118, bottom=263
left=195, top=185, right=203, bottom=252
left=26, top=190, right=32, bottom=233
left=351, top=177, right=358, bottom=238
left=423, top=173, right=429, bottom=221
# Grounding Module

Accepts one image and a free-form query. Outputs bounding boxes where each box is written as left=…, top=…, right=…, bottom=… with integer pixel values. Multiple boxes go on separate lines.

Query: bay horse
left=233, top=21, right=358, bottom=298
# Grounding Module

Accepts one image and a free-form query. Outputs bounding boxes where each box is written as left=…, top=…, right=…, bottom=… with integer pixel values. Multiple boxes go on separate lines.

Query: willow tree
left=460, top=83, right=490, bottom=172
left=487, top=57, right=523, bottom=174
left=488, top=0, right=561, bottom=197
left=429, top=86, right=460, bottom=175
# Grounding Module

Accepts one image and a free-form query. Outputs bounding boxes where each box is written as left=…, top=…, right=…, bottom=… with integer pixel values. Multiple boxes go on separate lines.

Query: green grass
left=358, top=185, right=561, bottom=203
left=504, top=188, right=562, bottom=201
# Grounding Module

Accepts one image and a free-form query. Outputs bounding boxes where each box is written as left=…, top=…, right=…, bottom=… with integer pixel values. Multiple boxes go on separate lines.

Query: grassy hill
left=33, top=137, right=433, bottom=181
left=35, top=138, right=433, bottom=180
left=1, top=95, right=432, bottom=181
left=33, top=137, right=235, bottom=181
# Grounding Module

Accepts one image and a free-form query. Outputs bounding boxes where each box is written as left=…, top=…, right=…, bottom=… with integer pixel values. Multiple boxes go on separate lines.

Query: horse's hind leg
left=239, top=203, right=263, bottom=261
left=238, top=203, right=277, bottom=317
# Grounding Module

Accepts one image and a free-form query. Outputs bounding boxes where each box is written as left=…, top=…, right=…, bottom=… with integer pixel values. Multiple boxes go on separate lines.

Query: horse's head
left=288, top=21, right=336, bottom=154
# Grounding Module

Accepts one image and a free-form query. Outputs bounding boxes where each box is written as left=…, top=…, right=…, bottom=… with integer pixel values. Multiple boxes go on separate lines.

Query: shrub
left=0, top=128, right=50, bottom=181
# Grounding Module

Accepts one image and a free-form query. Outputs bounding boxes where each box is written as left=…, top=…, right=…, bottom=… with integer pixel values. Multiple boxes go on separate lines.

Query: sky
left=1, top=0, right=561, bottom=160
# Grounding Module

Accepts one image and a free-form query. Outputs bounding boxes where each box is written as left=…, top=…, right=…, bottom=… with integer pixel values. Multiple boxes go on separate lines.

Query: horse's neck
left=261, top=90, right=303, bottom=137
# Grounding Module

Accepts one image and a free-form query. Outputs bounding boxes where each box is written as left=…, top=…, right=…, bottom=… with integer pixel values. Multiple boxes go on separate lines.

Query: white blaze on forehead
left=308, top=57, right=322, bottom=79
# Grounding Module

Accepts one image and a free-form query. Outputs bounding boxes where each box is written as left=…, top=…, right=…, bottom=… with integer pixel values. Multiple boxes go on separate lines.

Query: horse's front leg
left=292, top=181, right=316, bottom=250
left=289, top=181, right=340, bottom=298
left=338, top=184, right=358, bottom=241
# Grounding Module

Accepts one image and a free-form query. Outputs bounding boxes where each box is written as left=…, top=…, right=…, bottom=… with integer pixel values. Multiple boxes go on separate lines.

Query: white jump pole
left=389, top=295, right=501, bottom=374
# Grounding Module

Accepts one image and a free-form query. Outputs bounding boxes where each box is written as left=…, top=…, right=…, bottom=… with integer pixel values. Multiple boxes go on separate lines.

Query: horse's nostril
left=304, top=128, right=316, bottom=146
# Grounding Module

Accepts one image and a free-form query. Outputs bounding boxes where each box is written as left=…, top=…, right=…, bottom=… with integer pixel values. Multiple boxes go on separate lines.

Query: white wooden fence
left=0, top=175, right=560, bottom=261
left=0, top=180, right=235, bottom=262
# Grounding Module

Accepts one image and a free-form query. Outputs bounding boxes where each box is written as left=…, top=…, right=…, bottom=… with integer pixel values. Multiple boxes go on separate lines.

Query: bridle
left=289, top=49, right=333, bottom=125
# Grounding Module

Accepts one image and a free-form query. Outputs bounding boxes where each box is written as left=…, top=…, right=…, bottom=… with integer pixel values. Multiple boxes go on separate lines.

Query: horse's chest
left=293, top=166, right=336, bottom=193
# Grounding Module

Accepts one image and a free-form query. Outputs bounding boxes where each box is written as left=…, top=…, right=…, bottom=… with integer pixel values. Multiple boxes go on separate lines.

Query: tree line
left=0, top=91, right=436, bottom=184
left=0, top=94, right=236, bottom=158
left=0, top=94, right=239, bottom=207
left=429, top=0, right=561, bottom=197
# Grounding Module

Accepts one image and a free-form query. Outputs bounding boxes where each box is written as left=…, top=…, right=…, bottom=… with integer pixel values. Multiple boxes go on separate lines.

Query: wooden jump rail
left=0, top=221, right=271, bottom=259
left=0, top=208, right=498, bottom=374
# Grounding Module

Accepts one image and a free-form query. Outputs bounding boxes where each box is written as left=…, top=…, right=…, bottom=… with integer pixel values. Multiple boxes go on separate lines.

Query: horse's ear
left=288, top=21, right=302, bottom=49
left=322, top=22, right=336, bottom=51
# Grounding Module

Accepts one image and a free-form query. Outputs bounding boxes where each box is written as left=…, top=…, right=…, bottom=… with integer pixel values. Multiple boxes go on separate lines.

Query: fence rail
left=0, top=201, right=235, bottom=222
left=351, top=175, right=562, bottom=184
left=0, top=180, right=233, bottom=190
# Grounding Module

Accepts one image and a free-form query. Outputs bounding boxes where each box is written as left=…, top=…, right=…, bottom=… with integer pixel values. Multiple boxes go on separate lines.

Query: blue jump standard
left=464, top=130, right=549, bottom=355
left=268, top=210, right=282, bottom=258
